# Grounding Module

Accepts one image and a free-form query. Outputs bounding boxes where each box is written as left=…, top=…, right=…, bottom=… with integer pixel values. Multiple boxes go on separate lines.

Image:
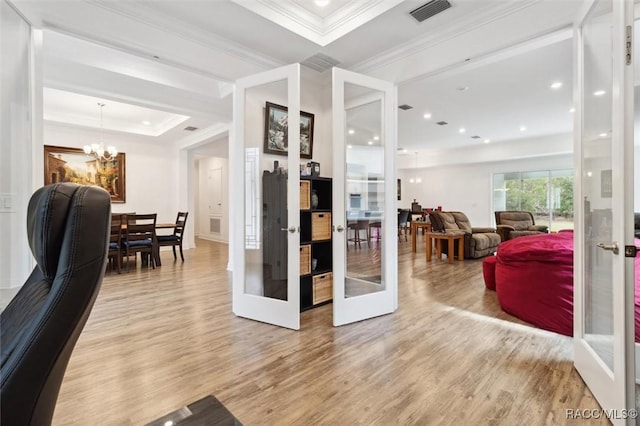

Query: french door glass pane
left=344, top=83, right=384, bottom=297
left=581, top=0, right=614, bottom=371
left=244, top=80, right=289, bottom=301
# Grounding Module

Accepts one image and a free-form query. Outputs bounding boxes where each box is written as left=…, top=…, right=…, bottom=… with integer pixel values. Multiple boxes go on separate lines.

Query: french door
left=573, top=0, right=635, bottom=422
left=332, top=67, right=398, bottom=326
left=231, top=64, right=301, bottom=330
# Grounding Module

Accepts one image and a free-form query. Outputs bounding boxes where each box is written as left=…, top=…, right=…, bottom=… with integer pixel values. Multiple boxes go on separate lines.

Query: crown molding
left=351, top=0, right=541, bottom=78
left=232, top=0, right=403, bottom=46
left=87, top=0, right=283, bottom=72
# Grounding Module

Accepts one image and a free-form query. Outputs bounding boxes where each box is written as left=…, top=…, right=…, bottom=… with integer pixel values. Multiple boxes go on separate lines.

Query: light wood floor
left=51, top=237, right=608, bottom=425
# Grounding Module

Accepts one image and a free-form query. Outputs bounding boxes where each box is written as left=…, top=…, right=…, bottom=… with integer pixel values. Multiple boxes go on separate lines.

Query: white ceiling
left=13, top=0, right=631, bottom=155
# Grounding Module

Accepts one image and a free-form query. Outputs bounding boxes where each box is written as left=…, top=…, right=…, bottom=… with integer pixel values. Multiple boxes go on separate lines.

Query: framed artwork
left=264, top=101, right=314, bottom=159
left=44, top=145, right=126, bottom=203
left=397, top=179, right=401, bottom=201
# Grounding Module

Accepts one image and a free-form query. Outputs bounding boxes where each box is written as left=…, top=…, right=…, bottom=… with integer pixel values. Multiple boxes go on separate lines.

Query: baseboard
left=196, top=234, right=228, bottom=244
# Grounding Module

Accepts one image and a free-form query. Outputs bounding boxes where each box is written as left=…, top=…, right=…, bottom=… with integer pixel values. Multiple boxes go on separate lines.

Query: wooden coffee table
left=426, top=231, right=465, bottom=264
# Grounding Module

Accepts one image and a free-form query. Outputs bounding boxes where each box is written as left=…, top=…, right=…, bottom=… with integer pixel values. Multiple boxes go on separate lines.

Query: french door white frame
left=332, top=67, right=398, bottom=326
left=231, top=64, right=301, bottom=330
left=573, top=0, right=635, bottom=421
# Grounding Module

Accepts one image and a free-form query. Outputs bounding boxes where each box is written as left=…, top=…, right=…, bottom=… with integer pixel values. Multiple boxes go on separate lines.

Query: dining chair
left=108, top=213, right=124, bottom=273
left=398, top=209, right=410, bottom=241
left=123, top=213, right=157, bottom=271
left=157, top=212, right=188, bottom=261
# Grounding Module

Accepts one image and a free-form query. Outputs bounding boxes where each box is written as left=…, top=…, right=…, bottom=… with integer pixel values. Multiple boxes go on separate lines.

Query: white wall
left=1, top=3, right=33, bottom=288
left=398, top=153, right=574, bottom=227
left=44, top=123, right=179, bottom=225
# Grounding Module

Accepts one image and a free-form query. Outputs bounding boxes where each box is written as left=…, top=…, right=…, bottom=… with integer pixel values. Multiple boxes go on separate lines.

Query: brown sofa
left=494, top=211, right=549, bottom=241
left=429, top=211, right=501, bottom=259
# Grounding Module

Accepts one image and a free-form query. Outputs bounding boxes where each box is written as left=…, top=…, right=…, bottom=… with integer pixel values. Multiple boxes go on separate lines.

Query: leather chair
left=1, top=183, right=110, bottom=425
left=429, top=211, right=500, bottom=259
left=494, top=210, right=549, bottom=241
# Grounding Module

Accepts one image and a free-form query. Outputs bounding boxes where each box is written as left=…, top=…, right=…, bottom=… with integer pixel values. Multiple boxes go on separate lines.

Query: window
left=493, top=169, right=573, bottom=231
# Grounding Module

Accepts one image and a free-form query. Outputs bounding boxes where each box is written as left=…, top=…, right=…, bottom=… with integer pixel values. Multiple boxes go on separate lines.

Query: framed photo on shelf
left=44, top=145, right=126, bottom=203
left=264, top=101, right=314, bottom=159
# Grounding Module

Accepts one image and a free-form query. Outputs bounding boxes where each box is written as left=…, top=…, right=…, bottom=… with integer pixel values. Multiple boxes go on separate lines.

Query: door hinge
left=626, top=25, right=632, bottom=65
left=624, top=245, right=638, bottom=257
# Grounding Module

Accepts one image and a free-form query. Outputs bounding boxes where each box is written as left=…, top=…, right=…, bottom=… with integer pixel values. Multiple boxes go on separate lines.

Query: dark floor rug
left=145, top=395, right=242, bottom=426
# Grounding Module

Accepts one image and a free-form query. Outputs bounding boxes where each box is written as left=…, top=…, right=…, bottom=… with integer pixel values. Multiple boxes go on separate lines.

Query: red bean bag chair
left=495, top=232, right=574, bottom=336
left=482, top=255, right=497, bottom=290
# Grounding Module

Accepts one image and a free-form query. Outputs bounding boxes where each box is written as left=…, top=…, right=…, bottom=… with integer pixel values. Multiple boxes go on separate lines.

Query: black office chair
left=0, top=183, right=111, bottom=425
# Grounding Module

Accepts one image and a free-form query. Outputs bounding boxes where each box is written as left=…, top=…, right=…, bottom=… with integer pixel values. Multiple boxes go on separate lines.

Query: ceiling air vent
left=436, top=121, right=448, bottom=126
left=301, top=53, right=340, bottom=72
left=410, top=0, right=452, bottom=23
left=398, top=104, right=413, bottom=111
left=471, top=135, right=481, bottom=139
left=184, top=126, right=198, bottom=131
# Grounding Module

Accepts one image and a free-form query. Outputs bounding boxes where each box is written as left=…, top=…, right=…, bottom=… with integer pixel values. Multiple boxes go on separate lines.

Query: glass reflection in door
left=243, top=80, right=290, bottom=301
left=344, top=83, right=384, bottom=297
left=581, top=0, right=614, bottom=371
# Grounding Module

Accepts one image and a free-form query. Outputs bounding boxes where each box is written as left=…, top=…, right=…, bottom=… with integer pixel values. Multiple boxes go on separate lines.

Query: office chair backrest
left=0, top=183, right=111, bottom=425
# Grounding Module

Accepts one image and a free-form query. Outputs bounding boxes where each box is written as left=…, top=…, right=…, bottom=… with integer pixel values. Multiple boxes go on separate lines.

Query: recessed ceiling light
left=459, top=127, right=466, bottom=133
left=314, top=0, right=330, bottom=7
left=373, top=136, right=379, bottom=141
left=484, top=139, right=491, bottom=144
left=423, top=113, right=432, bottom=119
left=550, top=82, right=563, bottom=90
left=519, top=126, right=527, bottom=132
left=142, top=120, right=151, bottom=125
left=403, top=149, right=408, bottom=154
left=599, top=132, right=608, bottom=137
left=164, top=421, right=174, bottom=426
left=587, top=171, right=593, bottom=177
left=367, top=141, right=373, bottom=145
left=593, top=90, right=606, bottom=96
left=456, top=86, right=469, bottom=92
left=569, top=107, right=575, bottom=113
left=348, top=129, right=355, bottom=135
left=347, top=145, right=353, bottom=149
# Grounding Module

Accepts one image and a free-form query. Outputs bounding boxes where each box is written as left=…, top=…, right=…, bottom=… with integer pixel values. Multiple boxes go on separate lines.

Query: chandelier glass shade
left=83, top=102, right=118, bottom=161
left=408, top=152, right=422, bottom=183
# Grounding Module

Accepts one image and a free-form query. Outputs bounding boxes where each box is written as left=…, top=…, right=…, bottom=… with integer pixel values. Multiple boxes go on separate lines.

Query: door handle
left=280, top=226, right=296, bottom=233
left=596, top=242, right=619, bottom=255
left=336, top=225, right=345, bottom=232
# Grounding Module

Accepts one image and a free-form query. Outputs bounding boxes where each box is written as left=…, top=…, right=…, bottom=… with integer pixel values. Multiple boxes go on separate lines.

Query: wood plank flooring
left=51, top=237, right=608, bottom=425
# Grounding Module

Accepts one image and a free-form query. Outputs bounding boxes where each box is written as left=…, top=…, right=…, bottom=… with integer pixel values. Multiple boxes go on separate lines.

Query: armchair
left=429, top=211, right=500, bottom=259
left=1, top=183, right=110, bottom=425
left=494, top=211, right=549, bottom=241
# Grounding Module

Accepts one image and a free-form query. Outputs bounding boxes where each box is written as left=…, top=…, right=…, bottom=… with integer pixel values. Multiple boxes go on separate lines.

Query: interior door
left=332, top=67, right=397, bottom=326
left=573, top=0, right=635, bottom=422
left=232, top=64, right=301, bottom=330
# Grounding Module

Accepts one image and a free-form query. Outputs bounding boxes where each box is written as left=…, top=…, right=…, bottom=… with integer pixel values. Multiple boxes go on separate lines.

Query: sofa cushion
left=450, top=212, right=472, bottom=233
left=499, top=218, right=531, bottom=231
left=439, top=212, right=460, bottom=231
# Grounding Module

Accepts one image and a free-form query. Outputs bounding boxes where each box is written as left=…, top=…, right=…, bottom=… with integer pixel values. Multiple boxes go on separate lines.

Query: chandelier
left=83, top=102, right=118, bottom=161
left=408, top=152, right=422, bottom=183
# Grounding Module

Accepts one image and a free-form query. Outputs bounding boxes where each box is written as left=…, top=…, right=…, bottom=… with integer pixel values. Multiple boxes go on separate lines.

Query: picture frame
left=44, top=145, right=126, bottom=203
left=397, top=179, right=401, bottom=201
left=264, top=101, right=314, bottom=159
